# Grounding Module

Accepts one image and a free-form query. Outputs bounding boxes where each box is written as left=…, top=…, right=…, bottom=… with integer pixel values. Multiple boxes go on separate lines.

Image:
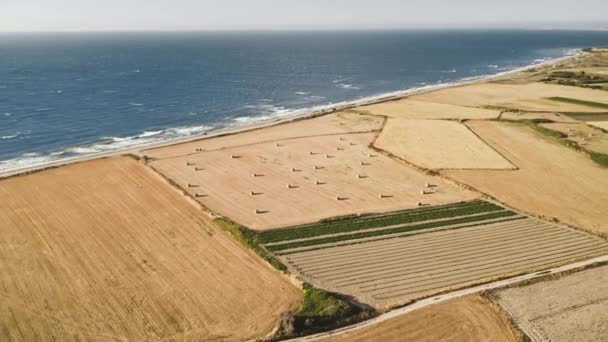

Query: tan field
left=411, top=82, right=608, bottom=112
left=0, top=157, right=301, bottom=341
left=499, top=111, right=578, bottom=123
left=495, top=265, right=608, bottom=342
left=375, top=119, right=515, bottom=169
left=538, top=122, right=608, bottom=153
left=444, top=121, right=608, bottom=234
left=282, top=217, right=608, bottom=309
left=586, top=121, right=608, bottom=130
left=320, top=296, right=519, bottom=342
left=144, top=112, right=384, bottom=159
left=149, top=132, right=474, bottom=230
left=360, top=99, right=500, bottom=119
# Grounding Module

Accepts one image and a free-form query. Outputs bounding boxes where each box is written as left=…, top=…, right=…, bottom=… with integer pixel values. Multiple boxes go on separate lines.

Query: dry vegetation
left=538, top=122, right=608, bottom=154
left=319, top=295, right=520, bottom=342
left=0, top=157, right=301, bottom=341
left=411, top=82, right=608, bottom=112
left=444, top=121, right=608, bottom=234
left=149, top=132, right=474, bottom=230
left=360, top=99, right=500, bottom=120
left=375, top=119, right=515, bottom=169
left=494, top=265, right=608, bottom=342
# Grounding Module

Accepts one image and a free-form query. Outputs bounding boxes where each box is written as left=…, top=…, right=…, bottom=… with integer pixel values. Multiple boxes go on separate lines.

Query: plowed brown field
left=0, top=157, right=300, bottom=341
left=283, top=217, right=608, bottom=309
left=495, top=265, right=608, bottom=342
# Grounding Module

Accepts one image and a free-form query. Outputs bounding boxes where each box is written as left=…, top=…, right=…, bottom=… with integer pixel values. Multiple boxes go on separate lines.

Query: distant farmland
left=260, top=200, right=608, bottom=309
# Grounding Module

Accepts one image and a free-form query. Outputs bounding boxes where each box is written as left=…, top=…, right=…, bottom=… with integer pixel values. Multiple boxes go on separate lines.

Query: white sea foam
left=337, top=83, right=360, bottom=90
left=129, top=102, right=144, bottom=106
left=295, top=91, right=309, bottom=95
left=1, top=135, right=17, bottom=140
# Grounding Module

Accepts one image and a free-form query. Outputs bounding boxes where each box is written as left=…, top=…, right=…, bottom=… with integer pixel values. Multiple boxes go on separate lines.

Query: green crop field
left=256, top=200, right=522, bottom=255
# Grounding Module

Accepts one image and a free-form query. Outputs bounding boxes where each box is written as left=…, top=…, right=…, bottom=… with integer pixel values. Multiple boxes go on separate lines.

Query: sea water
left=1, top=30, right=608, bottom=172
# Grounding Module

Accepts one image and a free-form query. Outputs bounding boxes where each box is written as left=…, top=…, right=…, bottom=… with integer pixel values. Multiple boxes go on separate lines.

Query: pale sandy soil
left=539, top=122, right=608, bottom=153
left=150, top=133, right=474, bottom=230
left=319, top=296, right=519, bottom=342
left=359, top=99, right=500, bottom=120
left=283, top=217, right=608, bottom=309
left=0, top=157, right=301, bottom=341
left=144, top=112, right=384, bottom=160
left=495, top=265, right=608, bottom=342
left=375, top=119, right=515, bottom=169
left=411, top=83, right=608, bottom=112
left=587, top=121, right=608, bottom=130
left=499, top=111, right=578, bottom=122
left=444, top=121, right=608, bottom=234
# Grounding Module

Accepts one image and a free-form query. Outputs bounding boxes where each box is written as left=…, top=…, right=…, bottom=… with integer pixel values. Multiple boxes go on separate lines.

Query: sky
left=1, top=0, right=607, bottom=32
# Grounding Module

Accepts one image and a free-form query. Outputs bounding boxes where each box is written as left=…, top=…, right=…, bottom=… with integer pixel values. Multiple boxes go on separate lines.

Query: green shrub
left=213, top=218, right=287, bottom=271
left=590, top=152, right=608, bottom=167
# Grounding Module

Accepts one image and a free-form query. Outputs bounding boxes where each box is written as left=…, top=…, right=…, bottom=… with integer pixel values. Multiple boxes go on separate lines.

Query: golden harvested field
left=149, top=133, right=474, bottom=230
left=538, top=122, right=608, bottom=153
left=144, top=112, right=383, bottom=159
left=495, top=265, right=608, bottom=342
left=444, top=121, right=608, bottom=234
left=320, top=295, right=519, bottom=342
left=586, top=121, right=608, bottom=130
left=0, top=157, right=301, bottom=341
left=411, top=82, right=608, bottom=112
left=281, top=216, right=608, bottom=309
left=359, top=99, right=500, bottom=119
left=375, top=119, right=514, bottom=169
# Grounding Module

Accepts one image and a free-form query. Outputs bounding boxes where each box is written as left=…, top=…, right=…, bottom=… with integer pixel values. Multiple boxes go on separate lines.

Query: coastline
left=0, top=50, right=581, bottom=179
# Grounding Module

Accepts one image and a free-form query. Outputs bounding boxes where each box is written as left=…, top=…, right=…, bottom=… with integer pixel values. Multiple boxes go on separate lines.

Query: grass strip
left=258, top=201, right=501, bottom=243
left=547, top=97, right=608, bottom=110
left=266, top=211, right=518, bottom=252
left=214, top=218, right=287, bottom=272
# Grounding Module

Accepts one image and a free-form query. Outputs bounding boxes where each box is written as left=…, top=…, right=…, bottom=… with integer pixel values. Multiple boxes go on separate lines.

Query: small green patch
left=548, top=97, right=608, bottom=110
left=296, top=283, right=357, bottom=321
left=590, top=152, right=608, bottom=167
left=213, top=218, right=287, bottom=272
left=275, top=283, right=373, bottom=338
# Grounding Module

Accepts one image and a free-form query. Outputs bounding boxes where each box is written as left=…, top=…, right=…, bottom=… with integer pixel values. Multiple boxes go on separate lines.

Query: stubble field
left=495, top=265, right=608, bottom=342
left=0, top=157, right=300, bottom=341
left=375, top=119, right=515, bottom=169
left=444, top=121, right=608, bottom=234
left=149, top=132, right=474, bottom=230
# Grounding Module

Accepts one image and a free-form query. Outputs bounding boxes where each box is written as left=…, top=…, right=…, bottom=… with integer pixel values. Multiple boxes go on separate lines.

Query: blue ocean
left=2, top=30, right=608, bottom=172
